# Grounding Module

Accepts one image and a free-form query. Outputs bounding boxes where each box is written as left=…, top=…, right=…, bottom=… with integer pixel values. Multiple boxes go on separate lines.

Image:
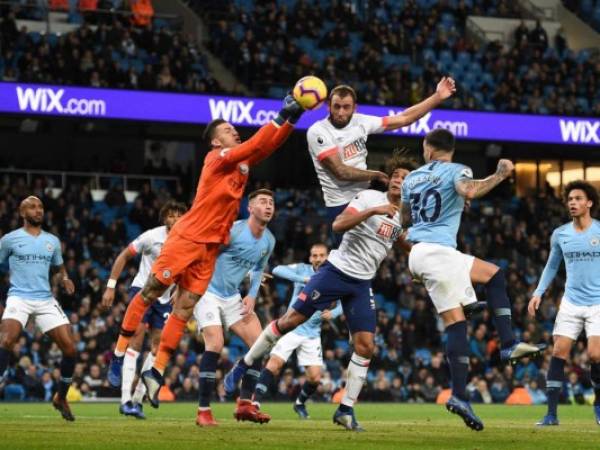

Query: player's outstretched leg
left=224, top=359, right=249, bottom=395
left=444, top=320, right=484, bottom=431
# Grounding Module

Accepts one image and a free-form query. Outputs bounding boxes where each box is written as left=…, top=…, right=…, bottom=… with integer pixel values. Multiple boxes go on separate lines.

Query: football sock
left=198, top=351, right=219, bottom=408
left=154, top=314, right=187, bottom=374
left=446, top=321, right=469, bottom=402
left=132, top=352, right=154, bottom=404
left=0, top=347, right=9, bottom=376
left=115, top=293, right=149, bottom=356
left=591, top=362, right=600, bottom=406
left=296, top=380, right=319, bottom=405
left=240, top=361, right=262, bottom=400
left=121, top=349, right=139, bottom=404
left=546, top=356, right=565, bottom=416
left=341, top=353, right=370, bottom=408
left=58, top=355, right=76, bottom=399
left=485, top=269, right=516, bottom=349
left=243, top=321, right=283, bottom=366
left=254, top=368, right=275, bottom=404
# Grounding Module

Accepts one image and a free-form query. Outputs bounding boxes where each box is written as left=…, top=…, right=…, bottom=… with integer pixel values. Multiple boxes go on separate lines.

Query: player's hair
left=248, top=188, right=274, bottom=201
left=159, top=200, right=187, bottom=222
left=424, top=128, right=455, bottom=152
left=563, top=180, right=599, bottom=214
left=310, top=242, right=329, bottom=253
left=329, top=85, right=357, bottom=104
left=385, top=148, right=419, bottom=177
left=202, top=118, right=227, bottom=147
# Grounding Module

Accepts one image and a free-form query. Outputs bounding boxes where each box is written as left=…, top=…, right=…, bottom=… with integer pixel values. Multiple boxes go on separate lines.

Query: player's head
left=159, top=200, right=187, bottom=231
left=202, top=118, right=240, bottom=150
left=385, top=148, right=419, bottom=197
left=423, top=128, right=455, bottom=162
left=328, top=85, right=357, bottom=129
left=248, top=189, right=275, bottom=224
left=19, top=195, right=44, bottom=227
left=563, top=180, right=598, bottom=218
left=309, top=243, right=329, bottom=270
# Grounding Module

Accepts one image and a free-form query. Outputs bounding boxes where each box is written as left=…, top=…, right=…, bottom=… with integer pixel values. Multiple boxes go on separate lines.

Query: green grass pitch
left=0, top=402, right=598, bottom=449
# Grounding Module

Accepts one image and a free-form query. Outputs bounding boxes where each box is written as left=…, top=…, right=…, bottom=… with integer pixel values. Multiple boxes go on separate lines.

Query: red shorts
left=151, top=232, right=220, bottom=296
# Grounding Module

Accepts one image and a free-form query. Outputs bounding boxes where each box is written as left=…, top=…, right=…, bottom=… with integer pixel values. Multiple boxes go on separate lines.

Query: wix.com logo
left=16, top=86, right=106, bottom=116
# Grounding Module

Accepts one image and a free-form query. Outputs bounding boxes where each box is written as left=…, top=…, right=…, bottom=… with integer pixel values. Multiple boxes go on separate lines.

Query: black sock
left=0, top=347, right=10, bottom=377
left=546, top=356, right=565, bottom=417
left=485, top=269, right=516, bottom=349
left=296, top=381, right=319, bottom=405
left=198, top=351, right=219, bottom=408
left=240, top=361, right=262, bottom=400
left=338, top=403, right=353, bottom=413
left=58, top=355, right=76, bottom=399
left=591, top=362, right=600, bottom=406
left=446, top=321, right=469, bottom=401
left=254, top=368, right=275, bottom=404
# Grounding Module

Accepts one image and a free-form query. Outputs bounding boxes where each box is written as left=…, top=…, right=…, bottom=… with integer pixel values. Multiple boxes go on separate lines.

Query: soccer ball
left=293, top=76, right=328, bottom=110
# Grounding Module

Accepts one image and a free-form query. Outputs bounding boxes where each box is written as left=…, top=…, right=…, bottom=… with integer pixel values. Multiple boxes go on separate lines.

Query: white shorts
left=2, top=296, right=69, bottom=333
left=193, top=291, right=244, bottom=330
left=270, top=331, right=323, bottom=367
left=553, top=298, right=600, bottom=340
left=408, top=242, right=477, bottom=313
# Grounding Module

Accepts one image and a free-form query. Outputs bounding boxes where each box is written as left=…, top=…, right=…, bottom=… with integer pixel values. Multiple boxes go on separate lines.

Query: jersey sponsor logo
left=342, top=138, right=367, bottom=161
left=376, top=222, right=402, bottom=241
left=239, top=163, right=249, bottom=175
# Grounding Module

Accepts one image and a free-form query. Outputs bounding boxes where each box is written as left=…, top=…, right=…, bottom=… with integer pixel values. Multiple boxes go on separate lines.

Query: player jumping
left=401, top=129, right=546, bottom=431
left=106, top=93, right=305, bottom=409
left=193, top=189, right=275, bottom=426
left=226, top=151, right=415, bottom=430
left=307, top=78, right=456, bottom=246
left=529, top=181, right=600, bottom=426
left=102, top=200, right=187, bottom=418
left=0, top=196, right=77, bottom=421
left=230, top=243, right=342, bottom=420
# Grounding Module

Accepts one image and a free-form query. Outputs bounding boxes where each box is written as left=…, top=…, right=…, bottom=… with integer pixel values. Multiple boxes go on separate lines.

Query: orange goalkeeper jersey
left=171, top=120, right=294, bottom=244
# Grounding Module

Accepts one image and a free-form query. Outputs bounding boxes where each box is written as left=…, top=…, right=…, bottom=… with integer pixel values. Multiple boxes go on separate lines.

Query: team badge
left=591, top=237, right=600, bottom=247
left=46, top=242, right=54, bottom=252
left=206, top=312, right=214, bottom=320
left=239, top=163, right=249, bottom=175
left=162, top=270, right=171, bottom=279
left=465, top=287, right=475, bottom=298
left=311, top=290, right=321, bottom=300
left=261, top=249, right=267, bottom=257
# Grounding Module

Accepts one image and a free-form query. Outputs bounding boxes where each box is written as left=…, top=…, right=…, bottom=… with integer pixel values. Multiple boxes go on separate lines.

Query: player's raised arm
left=528, top=231, right=564, bottom=316
left=454, top=159, right=514, bottom=200
left=272, top=264, right=309, bottom=284
left=382, top=77, right=456, bottom=131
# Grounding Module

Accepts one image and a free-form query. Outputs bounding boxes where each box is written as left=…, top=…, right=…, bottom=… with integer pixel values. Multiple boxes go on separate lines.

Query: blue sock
left=546, top=356, right=565, bottom=417
left=446, top=321, right=469, bottom=402
left=485, top=269, right=516, bottom=349
left=591, top=362, right=600, bottom=406
left=240, top=361, right=262, bottom=400
left=58, top=355, right=76, bottom=399
left=0, top=347, right=10, bottom=376
left=297, top=381, right=319, bottom=405
left=198, top=351, right=219, bottom=408
left=254, top=368, right=275, bottom=403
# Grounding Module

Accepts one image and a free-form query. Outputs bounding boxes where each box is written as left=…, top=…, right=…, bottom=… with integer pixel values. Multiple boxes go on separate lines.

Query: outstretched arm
left=383, top=77, right=456, bottom=131
left=273, top=264, right=309, bottom=284
left=455, top=159, right=514, bottom=200
left=320, top=152, right=389, bottom=183
left=332, top=203, right=399, bottom=233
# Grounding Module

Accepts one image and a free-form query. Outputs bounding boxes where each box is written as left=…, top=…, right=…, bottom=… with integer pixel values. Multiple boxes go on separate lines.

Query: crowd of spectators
left=0, top=171, right=596, bottom=408
left=192, top=0, right=599, bottom=116
left=563, top=0, right=600, bottom=34
left=0, top=5, right=223, bottom=93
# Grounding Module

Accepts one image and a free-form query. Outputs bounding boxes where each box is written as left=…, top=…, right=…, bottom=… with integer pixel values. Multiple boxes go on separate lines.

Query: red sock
left=154, top=314, right=187, bottom=374
left=115, top=292, right=149, bottom=355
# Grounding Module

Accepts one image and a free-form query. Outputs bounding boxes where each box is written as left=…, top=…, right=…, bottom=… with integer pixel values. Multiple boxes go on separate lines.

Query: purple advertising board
left=0, top=82, right=598, bottom=146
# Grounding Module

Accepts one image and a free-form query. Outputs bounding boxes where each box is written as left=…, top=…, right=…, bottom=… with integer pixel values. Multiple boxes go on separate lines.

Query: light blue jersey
left=401, top=160, right=473, bottom=248
left=273, top=263, right=343, bottom=339
left=533, top=220, right=600, bottom=307
left=207, top=220, right=275, bottom=299
left=0, top=228, right=63, bottom=300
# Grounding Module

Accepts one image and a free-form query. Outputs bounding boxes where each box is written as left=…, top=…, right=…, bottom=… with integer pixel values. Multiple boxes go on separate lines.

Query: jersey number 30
left=409, top=188, right=442, bottom=223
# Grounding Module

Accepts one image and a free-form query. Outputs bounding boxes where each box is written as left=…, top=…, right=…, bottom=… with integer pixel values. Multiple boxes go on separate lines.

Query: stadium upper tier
left=189, top=0, right=599, bottom=116
left=563, top=0, right=600, bottom=33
